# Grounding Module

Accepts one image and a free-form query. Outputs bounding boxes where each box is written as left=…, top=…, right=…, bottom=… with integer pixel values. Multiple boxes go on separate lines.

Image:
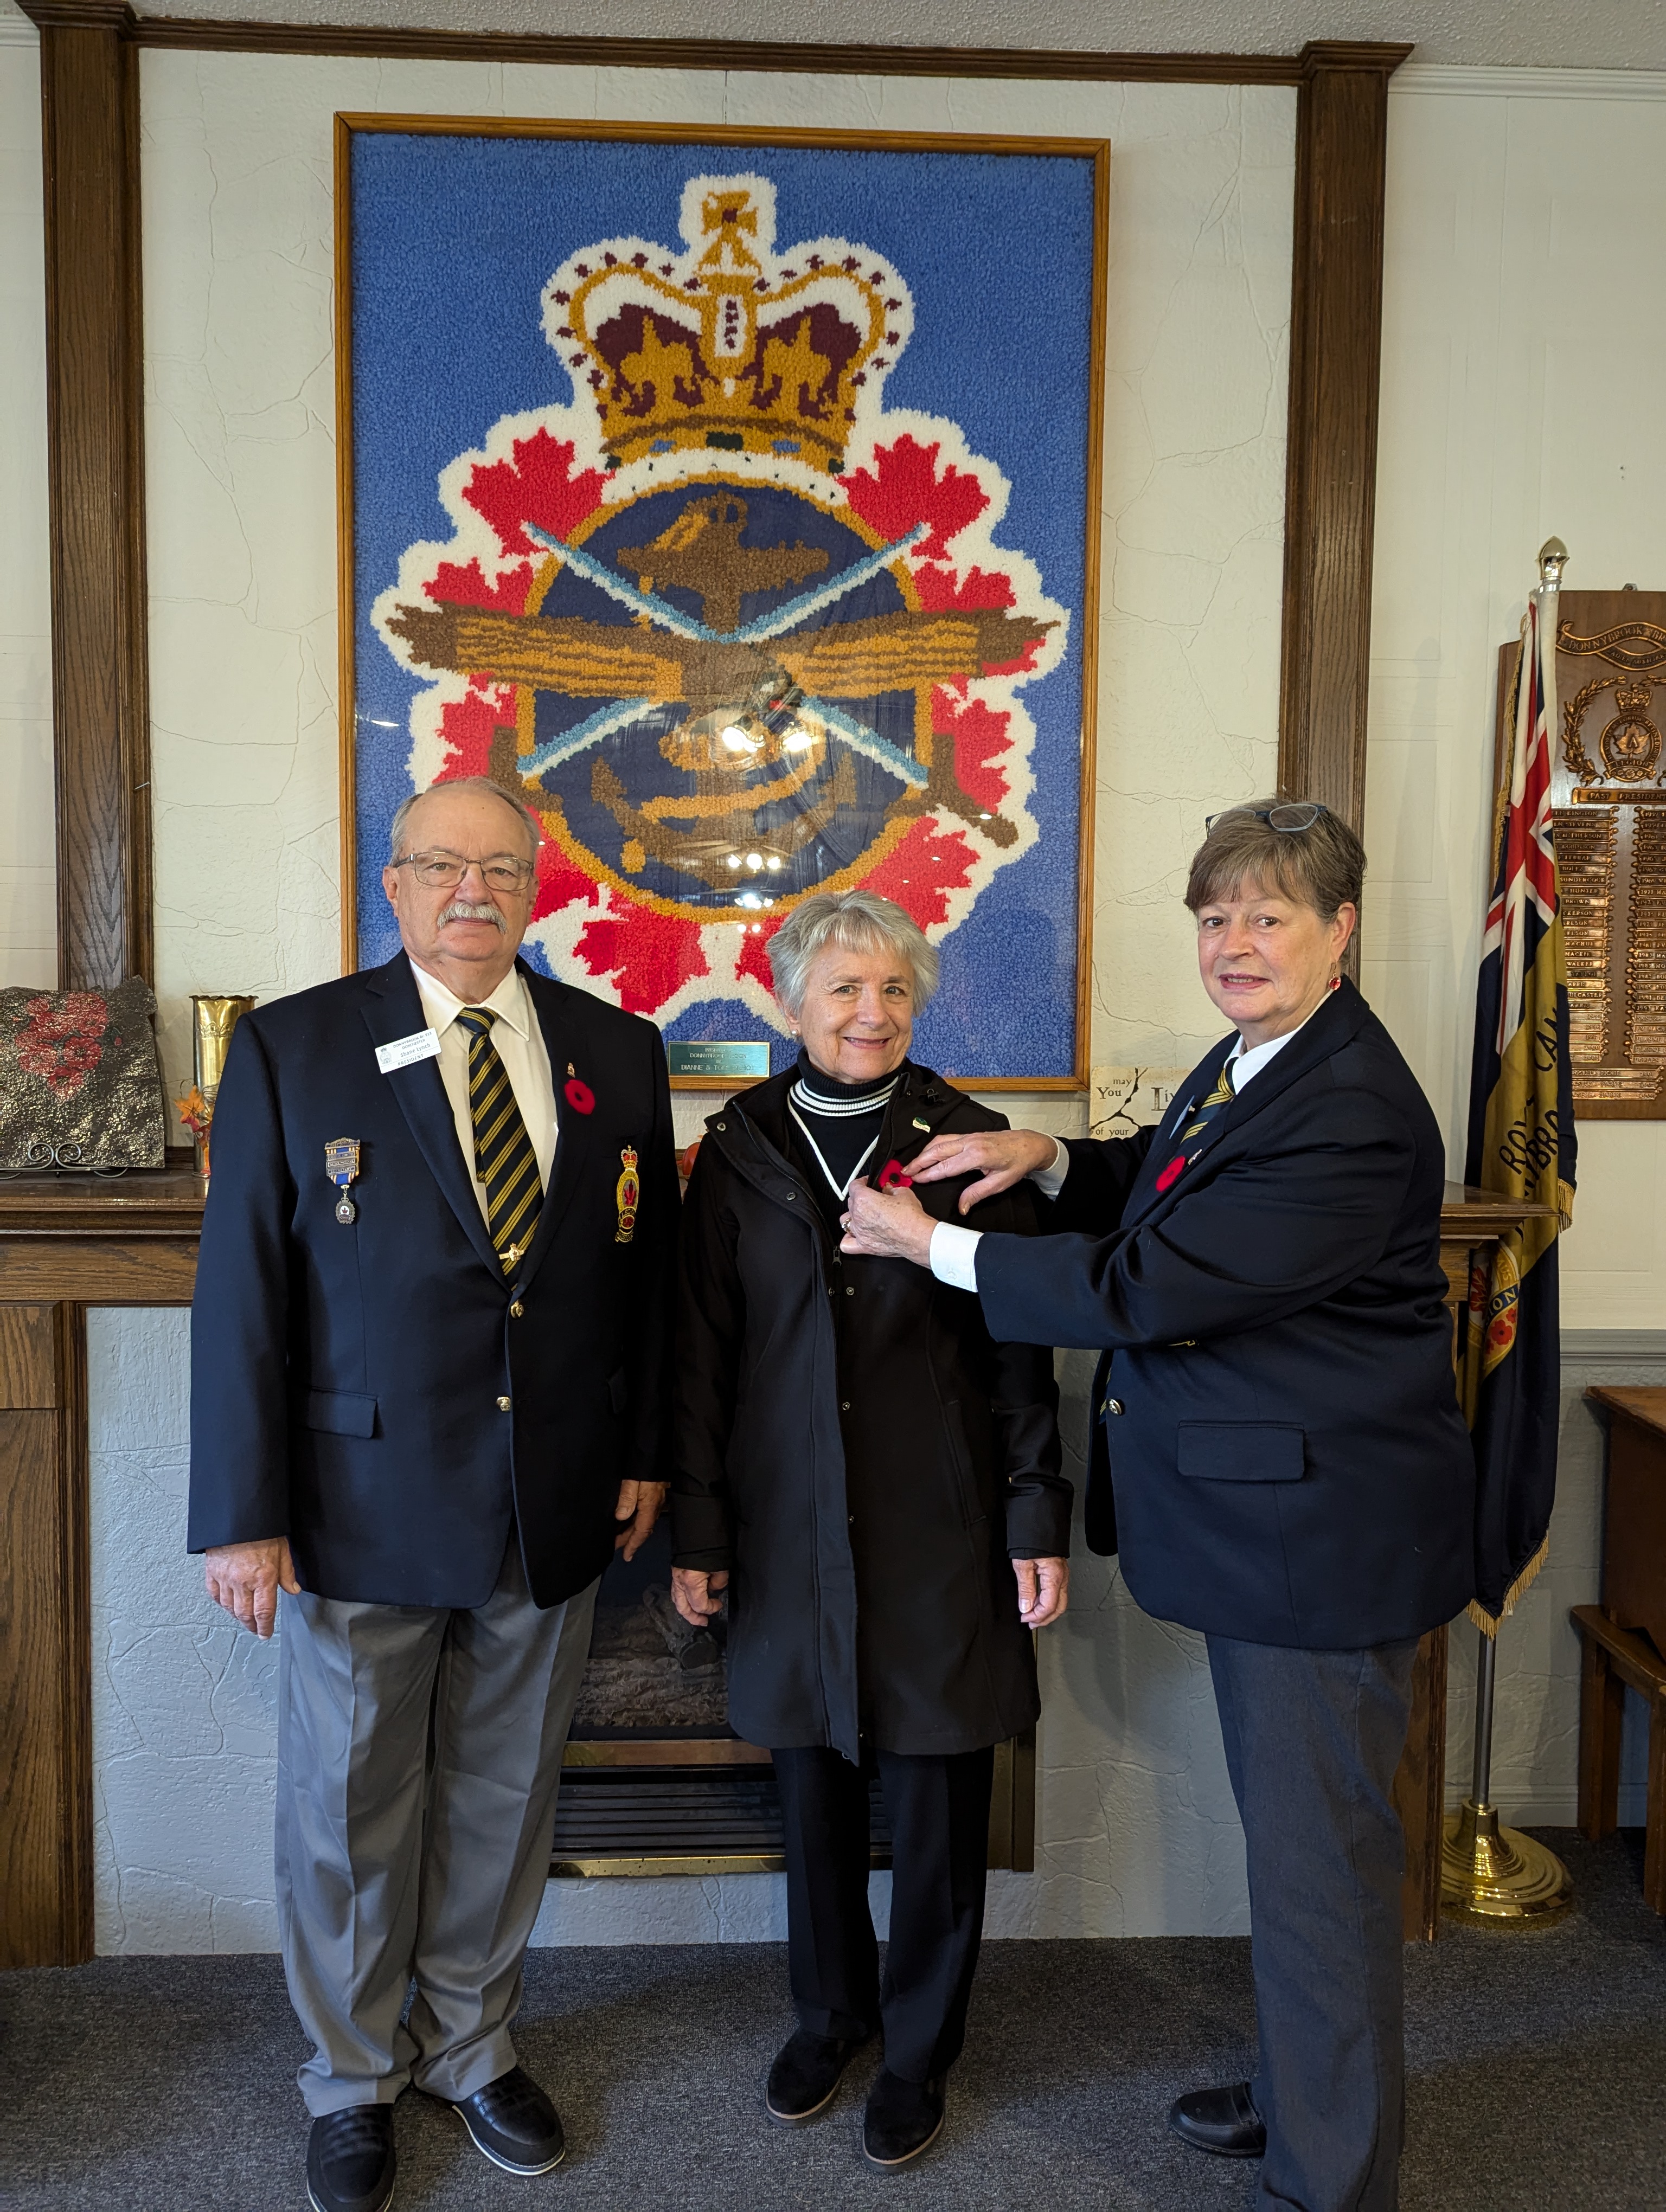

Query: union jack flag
left=1461, top=554, right=1577, bottom=1630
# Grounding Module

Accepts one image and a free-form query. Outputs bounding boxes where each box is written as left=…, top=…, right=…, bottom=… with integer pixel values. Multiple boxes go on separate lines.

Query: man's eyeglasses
left=392, top=850, right=536, bottom=891
left=1204, top=802, right=1327, bottom=834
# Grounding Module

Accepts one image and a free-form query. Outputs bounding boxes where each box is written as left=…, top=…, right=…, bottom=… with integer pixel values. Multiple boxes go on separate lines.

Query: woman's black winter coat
left=671, top=1059, right=1071, bottom=1761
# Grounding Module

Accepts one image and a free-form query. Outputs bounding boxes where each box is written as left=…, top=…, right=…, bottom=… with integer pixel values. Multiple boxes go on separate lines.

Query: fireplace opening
left=550, top=1522, right=1033, bottom=1877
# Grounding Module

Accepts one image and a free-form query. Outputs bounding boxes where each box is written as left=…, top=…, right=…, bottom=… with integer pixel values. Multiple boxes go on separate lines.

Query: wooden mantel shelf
left=0, top=1166, right=205, bottom=1304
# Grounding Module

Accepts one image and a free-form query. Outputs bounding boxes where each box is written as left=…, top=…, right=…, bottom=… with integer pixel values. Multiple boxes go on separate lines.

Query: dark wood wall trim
left=126, top=14, right=1302, bottom=83
left=23, top=0, right=152, bottom=990
left=0, top=1301, right=91, bottom=1969
left=1277, top=40, right=1411, bottom=833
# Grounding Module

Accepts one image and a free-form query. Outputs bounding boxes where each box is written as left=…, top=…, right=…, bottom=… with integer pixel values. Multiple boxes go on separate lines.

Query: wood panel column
left=21, top=0, right=151, bottom=990
left=0, top=1304, right=91, bottom=1968
left=1277, top=40, right=1410, bottom=831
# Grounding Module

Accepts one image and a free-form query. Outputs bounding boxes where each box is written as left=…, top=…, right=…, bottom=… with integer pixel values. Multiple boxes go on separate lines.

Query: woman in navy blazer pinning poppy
left=843, top=800, right=1475, bottom=2212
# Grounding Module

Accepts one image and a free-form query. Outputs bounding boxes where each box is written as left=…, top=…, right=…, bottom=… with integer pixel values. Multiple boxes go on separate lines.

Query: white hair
left=767, top=890, right=939, bottom=1017
left=389, top=777, right=542, bottom=863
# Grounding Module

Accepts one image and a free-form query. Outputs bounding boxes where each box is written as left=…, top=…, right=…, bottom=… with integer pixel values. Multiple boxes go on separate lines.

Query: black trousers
left=1207, top=1634, right=1420, bottom=2212
left=771, top=1742, right=995, bottom=2084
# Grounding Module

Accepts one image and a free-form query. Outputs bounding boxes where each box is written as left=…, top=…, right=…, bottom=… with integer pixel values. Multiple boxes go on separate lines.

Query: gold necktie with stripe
left=456, top=1006, right=542, bottom=1274
left=1179, top=1058, right=1236, bottom=1142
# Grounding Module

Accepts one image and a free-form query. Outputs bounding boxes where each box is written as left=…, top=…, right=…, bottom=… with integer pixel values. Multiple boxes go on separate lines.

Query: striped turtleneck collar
left=789, top=1049, right=903, bottom=1116
left=786, top=1051, right=906, bottom=1202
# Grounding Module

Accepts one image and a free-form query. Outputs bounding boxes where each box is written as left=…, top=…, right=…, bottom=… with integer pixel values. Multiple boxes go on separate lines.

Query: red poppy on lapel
left=563, top=1077, right=595, bottom=1115
left=1155, top=1155, right=1187, bottom=1194
left=877, top=1158, right=914, bottom=1192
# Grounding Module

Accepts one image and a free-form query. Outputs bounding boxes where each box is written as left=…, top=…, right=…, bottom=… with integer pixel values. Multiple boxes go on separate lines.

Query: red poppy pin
left=1155, top=1155, right=1187, bottom=1194
left=563, top=1077, right=595, bottom=1115
left=877, top=1158, right=914, bottom=1192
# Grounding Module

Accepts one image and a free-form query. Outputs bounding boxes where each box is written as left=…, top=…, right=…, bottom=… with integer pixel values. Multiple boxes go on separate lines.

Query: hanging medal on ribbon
left=325, top=1136, right=361, bottom=1224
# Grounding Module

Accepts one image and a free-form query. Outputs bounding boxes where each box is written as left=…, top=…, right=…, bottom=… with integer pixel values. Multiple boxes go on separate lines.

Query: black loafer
left=1169, top=2080, right=1266, bottom=2158
left=862, top=2069, right=945, bottom=2168
left=451, top=2066, right=565, bottom=2175
left=765, top=2029, right=867, bottom=2125
left=306, top=2106, right=395, bottom=2212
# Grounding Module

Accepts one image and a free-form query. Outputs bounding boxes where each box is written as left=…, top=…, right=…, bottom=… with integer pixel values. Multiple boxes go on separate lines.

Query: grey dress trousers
left=275, top=1531, right=597, bottom=2115
left=1208, top=1634, right=1420, bottom=2212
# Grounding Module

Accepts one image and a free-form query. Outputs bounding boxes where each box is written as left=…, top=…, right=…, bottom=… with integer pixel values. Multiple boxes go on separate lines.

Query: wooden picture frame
left=334, top=115, right=1107, bottom=1088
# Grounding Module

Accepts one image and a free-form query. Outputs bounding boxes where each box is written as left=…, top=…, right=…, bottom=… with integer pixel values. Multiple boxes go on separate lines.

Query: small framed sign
left=666, top=1040, right=772, bottom=1082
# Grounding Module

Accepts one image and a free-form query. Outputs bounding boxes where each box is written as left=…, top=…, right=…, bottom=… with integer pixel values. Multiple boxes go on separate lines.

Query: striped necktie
left=1178, top=1056, right=1236, bottom=1142
left=455, top=1006, right=542, bottom=1274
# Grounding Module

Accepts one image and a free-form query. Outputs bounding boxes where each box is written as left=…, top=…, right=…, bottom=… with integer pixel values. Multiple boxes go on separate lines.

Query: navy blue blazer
left=187, top=954, right=677, bottom=1609
left=976, top=980, right=1475, bottom=1648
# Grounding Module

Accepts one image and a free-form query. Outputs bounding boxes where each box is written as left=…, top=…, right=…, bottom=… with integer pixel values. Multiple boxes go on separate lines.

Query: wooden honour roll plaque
left=1499, top=587, right=1666, bottom=1118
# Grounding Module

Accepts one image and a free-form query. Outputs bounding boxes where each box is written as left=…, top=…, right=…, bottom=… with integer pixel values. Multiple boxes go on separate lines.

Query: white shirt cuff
left=929, top=1221, right=983, bottom=1293
left=1028, top=1137, right=1069, bottom=1199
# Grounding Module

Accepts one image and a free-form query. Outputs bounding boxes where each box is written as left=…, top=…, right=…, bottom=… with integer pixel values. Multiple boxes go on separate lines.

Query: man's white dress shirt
left=408, top=958, right=558, bottom=1227
left=928, top=1011, right=1317, bottom=1293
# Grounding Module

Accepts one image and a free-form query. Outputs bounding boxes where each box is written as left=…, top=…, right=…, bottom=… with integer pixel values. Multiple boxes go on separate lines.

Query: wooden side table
left=1584, top=1387, right=1666, bottom=1659
left=1573, top=1390, right=1666, bottom=1917
left=1570, top=1605, right=1665, bottom=1914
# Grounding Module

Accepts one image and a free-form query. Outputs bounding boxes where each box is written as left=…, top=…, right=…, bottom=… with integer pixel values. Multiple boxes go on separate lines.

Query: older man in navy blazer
left=846, top=801, right=1474, bottom=2212
left=189, top=776, right=676, bottom=2212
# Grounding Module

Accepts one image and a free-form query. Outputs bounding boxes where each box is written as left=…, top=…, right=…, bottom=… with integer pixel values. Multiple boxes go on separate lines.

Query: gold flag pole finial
left=1538, top=536, right=1568, bottom=588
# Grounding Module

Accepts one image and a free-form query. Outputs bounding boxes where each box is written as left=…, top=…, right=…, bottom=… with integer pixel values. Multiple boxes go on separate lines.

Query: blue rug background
left=348, top=129, right=1098, bottom=1079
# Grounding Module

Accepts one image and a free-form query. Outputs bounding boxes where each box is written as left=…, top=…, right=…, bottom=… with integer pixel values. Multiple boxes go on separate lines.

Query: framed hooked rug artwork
left=337, top=118, right=1107, bottom=1085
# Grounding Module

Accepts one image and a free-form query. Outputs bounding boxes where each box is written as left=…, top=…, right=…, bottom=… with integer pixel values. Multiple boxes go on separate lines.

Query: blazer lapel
left=1122, top=981, right=1373, bottom=1231
left=512, top=966, right=599, bottom=1298
left=360, top=956, right=504, bottom=1278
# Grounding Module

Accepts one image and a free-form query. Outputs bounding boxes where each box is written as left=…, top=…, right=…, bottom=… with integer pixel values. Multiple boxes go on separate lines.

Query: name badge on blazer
left=375, top=1028, right=441, bottom=1074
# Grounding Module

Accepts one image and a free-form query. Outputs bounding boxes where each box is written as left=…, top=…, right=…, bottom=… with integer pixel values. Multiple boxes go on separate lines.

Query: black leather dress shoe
left=306, top=2106, right=395, bottom=2212
left=765, top=2029, right=867, bottom=2125
left=862, top=2069, right=946, bottom=2168
left=451, top=2067, right=565, bottom=2175
left=1168, top=2080, right=1266, bottom=2158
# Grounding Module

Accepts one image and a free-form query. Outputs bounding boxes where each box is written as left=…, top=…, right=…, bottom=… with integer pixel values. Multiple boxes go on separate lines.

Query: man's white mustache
left=439, top=901, right=506, bottom=932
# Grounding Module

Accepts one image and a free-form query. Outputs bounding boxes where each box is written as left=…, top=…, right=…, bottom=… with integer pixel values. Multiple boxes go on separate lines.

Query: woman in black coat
left=670, top=888, right=1071, bottom=2170
left=844, top=803, right=1476, bottom=2212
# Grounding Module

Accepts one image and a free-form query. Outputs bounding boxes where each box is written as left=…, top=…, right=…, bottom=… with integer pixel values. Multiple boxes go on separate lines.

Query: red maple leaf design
left=428, top=557, right=535, bottom=611
left=862, top=818, right=979, bottom=928
left=575, top=903, right=709, bottom=1015
left=435, top=684, right=516, bottom=779
left=840, top=435, right=989, bottom=563
left=16, top=991, right=108, bottom=1099
left=912, top=561, right=1014, bottom=613
left=531, top=842, right=601, bottom=922
left=933, top=689, right=1013, bottom=812
left=462, top=430, right=608, bottom=557
left=735, top=918, right=783, bottom=993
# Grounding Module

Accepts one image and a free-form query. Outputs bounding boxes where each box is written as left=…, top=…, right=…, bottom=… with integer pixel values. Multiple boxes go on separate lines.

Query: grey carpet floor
left=2, top=1831, right=1661, bottom=2212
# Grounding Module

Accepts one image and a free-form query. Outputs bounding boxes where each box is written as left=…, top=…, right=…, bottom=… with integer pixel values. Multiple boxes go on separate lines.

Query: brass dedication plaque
left=1504, top=588, right=1666, bottom=1117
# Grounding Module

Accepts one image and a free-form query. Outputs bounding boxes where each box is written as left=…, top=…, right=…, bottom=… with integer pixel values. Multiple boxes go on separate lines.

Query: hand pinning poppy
left=1155, top=1155, right=1187, bottom=1194
left=563, top=1077, right=595, bottom=1115
left=877, top=1158, right=914, bottom=1192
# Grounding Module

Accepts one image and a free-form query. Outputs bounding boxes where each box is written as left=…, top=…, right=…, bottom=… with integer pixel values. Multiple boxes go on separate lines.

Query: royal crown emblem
left=550, top=182, right=907, bottom=476
left=375, top=171, right=1069, bottom=1030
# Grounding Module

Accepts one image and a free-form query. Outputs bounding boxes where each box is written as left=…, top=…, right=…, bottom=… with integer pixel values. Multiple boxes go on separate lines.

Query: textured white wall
left=92, top=47, right=1297, bottom=1950
left=0, top=27, right=54, bottom=989
left=1366, top=71, right=1666, bottom=1818
left=1366, top=70, right=1666, bottom=1323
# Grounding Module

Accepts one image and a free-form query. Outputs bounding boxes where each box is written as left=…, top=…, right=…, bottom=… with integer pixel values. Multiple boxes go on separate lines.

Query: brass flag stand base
left=1440, top=1624, right=1573, bottom=1927
left=1441, top=1799, right=1573, bottom=1925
